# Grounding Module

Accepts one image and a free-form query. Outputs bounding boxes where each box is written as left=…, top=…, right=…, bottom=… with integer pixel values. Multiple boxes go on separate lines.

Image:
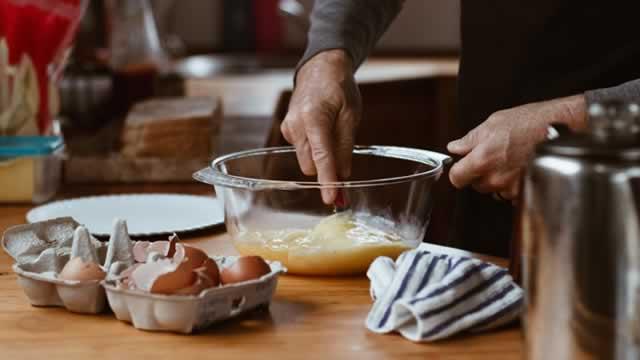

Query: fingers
left=279, top=49, right=359, bottom=205
left=281, top=118, right=316, bottom=176
left=449, top=142, right=521, bottom=200
left=447, top=130, right=478, bottom=155
left=471, top=172, right=518, bottom=195
left=295, top=139, right=317, bottom=176
left=449, top=148, right=489, bottom=188
left=305, top=114, right=339, bottom=204
left=335, top=110, right=358, bottom=179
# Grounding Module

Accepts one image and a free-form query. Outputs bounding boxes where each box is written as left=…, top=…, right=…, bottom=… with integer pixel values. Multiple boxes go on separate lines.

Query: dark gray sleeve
left=297, top=0, right=404, bottom=71
left=585, top=79, right=640, bottom=105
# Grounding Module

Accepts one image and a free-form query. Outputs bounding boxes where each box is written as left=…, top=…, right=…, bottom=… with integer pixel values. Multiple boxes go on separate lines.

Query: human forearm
left=298, top=0, right=404, bottom=72
left=554, top=79, right=640, bottom=132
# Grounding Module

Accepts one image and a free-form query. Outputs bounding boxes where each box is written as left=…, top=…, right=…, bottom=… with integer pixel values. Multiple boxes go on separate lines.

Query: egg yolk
left=233, top=212, right=413, bottom=275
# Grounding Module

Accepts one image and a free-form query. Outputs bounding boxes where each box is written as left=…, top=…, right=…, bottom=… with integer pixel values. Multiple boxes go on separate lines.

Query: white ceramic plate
left=26, top=194, right=224, bottom=237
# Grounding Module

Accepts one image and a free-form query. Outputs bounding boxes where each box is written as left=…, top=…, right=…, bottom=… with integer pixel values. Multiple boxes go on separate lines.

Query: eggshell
left=150, top=261, right=196, bottom=295
left=59, top=257, right=106, bottom=281
left=183, top=246, right=208, bottom=269
left=166, top=235, right=178, bottom=257
left=132, top=241, right=151, bottom=262
left=220, top=256, right=271, bottom=285
left=130, top=258, right=197, bottom=295
left=148, top=241, right=170, bottom=257
left=172, top=271, right=215, bottom=295
left=116, top=263, right=141, bottom=289
left=198, top=257, right=220, bottom=286
left=132, top=237, right=188, bottom=263
left=124, top=235, right=220, bottom=295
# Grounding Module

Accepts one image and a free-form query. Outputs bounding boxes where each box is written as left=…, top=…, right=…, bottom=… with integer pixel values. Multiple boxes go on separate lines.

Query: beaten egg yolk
left=233, top=212, right=412, bottom=275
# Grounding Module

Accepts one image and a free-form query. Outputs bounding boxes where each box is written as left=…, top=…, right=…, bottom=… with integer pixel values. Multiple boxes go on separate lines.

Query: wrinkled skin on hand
left=447, top=95, right=587, bottom=202
left=281, top=49, right=362, bottom=204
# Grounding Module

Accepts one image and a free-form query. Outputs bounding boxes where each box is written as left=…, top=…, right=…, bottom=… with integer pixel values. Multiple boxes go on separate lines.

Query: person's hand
left=447, top=95, right=586, bottom=202
left=281, top=49, right=362, bottom=204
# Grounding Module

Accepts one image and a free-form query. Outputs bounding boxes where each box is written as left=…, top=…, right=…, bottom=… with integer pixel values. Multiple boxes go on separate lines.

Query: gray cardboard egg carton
left=1, top=217, right=285, bottom=333
left=3, top=218, right=110, bottom=313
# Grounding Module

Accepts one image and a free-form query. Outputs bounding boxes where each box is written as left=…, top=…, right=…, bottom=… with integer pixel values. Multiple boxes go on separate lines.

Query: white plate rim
left=26, top=193, right=225, bottom=237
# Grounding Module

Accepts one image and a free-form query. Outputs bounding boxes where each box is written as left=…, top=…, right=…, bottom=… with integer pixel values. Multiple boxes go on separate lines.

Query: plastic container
left=194, top=145, right=451, bottom=276
left=0, top=136, right=64, bottom=203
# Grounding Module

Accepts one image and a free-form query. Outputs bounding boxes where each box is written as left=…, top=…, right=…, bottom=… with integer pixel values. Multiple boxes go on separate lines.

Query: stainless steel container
left=521, top=101, right=640, bottom=359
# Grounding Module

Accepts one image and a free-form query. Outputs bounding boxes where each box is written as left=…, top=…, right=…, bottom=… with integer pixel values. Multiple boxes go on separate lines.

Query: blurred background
left=149, top=0, right=460, bottom=54
left=0, top=0, right=461, bottom=242
left=57, top=0, right=461, bottom=242
left=63, top=0, right=460, bottom=156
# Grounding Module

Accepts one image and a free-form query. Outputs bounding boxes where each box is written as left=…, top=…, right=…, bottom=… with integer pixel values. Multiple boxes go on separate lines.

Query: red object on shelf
left=253, top=0, right=282, bottom=52
left=0, top=0, right=85, bottom=134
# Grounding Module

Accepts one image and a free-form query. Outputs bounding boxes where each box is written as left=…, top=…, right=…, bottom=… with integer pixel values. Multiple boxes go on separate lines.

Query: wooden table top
left=0, top=184, right=523, bottom=360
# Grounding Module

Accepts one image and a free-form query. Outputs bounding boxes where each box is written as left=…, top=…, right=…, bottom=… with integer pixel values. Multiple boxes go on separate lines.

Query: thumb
left=447, top=130, right=477, bottom=155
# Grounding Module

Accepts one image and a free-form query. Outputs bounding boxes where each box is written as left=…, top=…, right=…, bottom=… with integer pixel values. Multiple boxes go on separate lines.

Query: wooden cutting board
left=64, top=96, right=222, bottom=183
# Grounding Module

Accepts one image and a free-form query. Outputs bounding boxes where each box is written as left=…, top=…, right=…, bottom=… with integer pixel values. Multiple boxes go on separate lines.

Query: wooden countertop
left=0, top=183, right=522, bottom=360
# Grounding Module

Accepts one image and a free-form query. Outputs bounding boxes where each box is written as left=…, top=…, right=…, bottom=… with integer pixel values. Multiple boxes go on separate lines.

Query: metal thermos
left=521, top=101, right=640, bottom=359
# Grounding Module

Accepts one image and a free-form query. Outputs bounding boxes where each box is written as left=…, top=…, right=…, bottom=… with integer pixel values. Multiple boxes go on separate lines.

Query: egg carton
left=2, top=217, right=109, bottom=313
left=2, top=217, right=286, bottom=332
left=103, top=256, right=284, bottom=333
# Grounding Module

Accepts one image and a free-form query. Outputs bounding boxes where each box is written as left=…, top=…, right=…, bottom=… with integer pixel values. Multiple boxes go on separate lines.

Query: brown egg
left=220, top=256, right=271, bottom=285
left=59, top=257, right=106, bottom=281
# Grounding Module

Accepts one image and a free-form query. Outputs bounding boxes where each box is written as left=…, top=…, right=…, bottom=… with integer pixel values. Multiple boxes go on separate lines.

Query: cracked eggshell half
left=102, top=256, right=286, bottom=333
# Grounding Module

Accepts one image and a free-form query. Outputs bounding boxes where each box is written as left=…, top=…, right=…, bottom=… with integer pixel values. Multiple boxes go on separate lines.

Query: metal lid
left=538, top=101, right=640, bottom=160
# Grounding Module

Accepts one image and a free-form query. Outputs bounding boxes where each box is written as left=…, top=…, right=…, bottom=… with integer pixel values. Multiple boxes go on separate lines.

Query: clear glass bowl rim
left=194, top=145, right=452, bottom=190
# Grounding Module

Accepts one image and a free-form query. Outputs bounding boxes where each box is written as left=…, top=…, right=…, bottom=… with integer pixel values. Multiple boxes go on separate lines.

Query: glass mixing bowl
left=194, top=146, right=451, bottom=276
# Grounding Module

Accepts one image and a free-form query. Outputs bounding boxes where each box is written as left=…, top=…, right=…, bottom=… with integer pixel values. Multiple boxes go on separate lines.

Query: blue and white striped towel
left=366, top=243, right=523, bottom=342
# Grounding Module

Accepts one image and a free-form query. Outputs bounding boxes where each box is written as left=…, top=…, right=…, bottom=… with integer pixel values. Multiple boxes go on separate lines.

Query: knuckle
left=280, top=121, right=291, bottom=136
left=486, top=175, right=507, bottom=189
left=461, top=130, right=479, bottom=147
left=472, top=153, right=491, bottom=172
left=311, top=147, right=331, bottom=163
left=488, top=110, right=506, bottom=122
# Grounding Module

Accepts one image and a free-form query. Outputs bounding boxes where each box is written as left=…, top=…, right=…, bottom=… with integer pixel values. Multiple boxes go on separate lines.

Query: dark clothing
left=299, top=0, right=640, bottom=256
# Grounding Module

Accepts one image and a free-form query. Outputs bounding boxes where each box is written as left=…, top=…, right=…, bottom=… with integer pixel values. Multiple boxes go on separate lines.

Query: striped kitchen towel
left=365, top=243, right=523, bottom=342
